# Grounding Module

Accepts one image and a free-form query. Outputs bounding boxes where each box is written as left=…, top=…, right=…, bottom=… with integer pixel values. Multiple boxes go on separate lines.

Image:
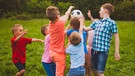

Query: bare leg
left=98, top=73, right=104, bottom=76
left=16, top=69, right=25, bottom=76
left=86, top=46, right=92, bottom=76
left=93, top=70, right=98, bottom=76
left=85, top=54, right=89, bottom=76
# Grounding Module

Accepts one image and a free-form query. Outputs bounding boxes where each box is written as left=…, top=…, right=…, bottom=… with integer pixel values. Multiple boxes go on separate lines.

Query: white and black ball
left=71, top=10, right=83, bottom=19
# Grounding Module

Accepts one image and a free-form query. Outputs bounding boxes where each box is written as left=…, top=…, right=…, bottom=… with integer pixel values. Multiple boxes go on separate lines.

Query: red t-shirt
left=11, top=36, right=32, bottom=64
left=49, top=20, right=66, bottom=53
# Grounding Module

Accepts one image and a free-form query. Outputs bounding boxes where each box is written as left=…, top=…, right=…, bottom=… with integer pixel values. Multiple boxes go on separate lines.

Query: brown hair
left=11, top=24, right=23, bottom=34
left=41, top=24, right=49, bottom=36
left=101, top=3, right=114, bottom=15
left=46, top=6, right=59, bottom=22
left=69, top=31, right=81, bottom=46
left=70, top=18, right=80, bottom=30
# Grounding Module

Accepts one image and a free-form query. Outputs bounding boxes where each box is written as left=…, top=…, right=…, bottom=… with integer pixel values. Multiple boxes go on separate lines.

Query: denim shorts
left=67, top=66, right=86, bottom=76
left=91, top=49, right=109, bottom=73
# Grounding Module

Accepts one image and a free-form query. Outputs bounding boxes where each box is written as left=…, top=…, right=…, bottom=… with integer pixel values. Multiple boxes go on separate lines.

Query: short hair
left=41, top=24, right=49, bottom=36
left=69, top=31, right=81, bottom=46
left=46, top=6, right=59, bottom=22
left=70, top=18, right=80, bottom=30
left=11, top=24, right=23, bottom=34
left=101, top=3, right=114, bottom=15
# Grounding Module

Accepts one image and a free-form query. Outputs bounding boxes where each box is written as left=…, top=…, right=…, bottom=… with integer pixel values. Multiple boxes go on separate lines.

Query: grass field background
left=0, top=19, right=135, bottom=76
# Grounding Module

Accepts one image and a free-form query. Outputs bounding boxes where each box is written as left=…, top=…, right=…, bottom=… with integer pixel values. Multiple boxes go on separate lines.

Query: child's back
left=46, top=6, right=74, bottom=76
left=66, top=17, right=86, bottom=76
left=49, top=21, right=65, bottom=53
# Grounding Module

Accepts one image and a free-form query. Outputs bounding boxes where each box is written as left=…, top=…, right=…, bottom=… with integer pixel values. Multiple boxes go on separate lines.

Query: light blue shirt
left=66, top=35, right=85, bottom=68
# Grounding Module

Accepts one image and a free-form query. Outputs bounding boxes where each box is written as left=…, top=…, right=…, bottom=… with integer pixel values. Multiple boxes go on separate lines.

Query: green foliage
left=2, top=12, right=17, bottom=18
left=56, top=2, right=72, bottom=15
left=28, top=0, right=54, bottom=19
left=112, top=1, right=135, bottom=20
left=16, top=12, right=32, bottom=20
left=0, top=0, right=135, bottom=20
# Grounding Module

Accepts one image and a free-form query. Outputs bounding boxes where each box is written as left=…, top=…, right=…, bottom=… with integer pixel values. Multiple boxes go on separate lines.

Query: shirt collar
left=100, top=18, right=111, bottom=22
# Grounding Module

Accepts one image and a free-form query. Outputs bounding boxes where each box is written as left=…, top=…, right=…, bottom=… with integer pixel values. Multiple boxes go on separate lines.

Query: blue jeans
left=42, top=62, right=56, bottom=76
left=67, top=66, right=85, bottom=76
left=91, top=49, right=108, bottom=73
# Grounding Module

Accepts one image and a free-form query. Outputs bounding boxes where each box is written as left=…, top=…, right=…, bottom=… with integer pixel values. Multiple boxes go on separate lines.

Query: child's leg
left=42, top=62, right=56, bottom=76
left=67, top=66, right=85, bottom=76
left=91, top=49, right=108, bottom=76
left=86, top=45, right=92, bottom=76
left=15, top=62, right=25, bottom=76
left=16, top=69, right=25, bottom=76
left=50, top=51, right=66, bottom=76
left=51, top=62, right=56, bottom=76
left=55, top=54, right=66, bottom=76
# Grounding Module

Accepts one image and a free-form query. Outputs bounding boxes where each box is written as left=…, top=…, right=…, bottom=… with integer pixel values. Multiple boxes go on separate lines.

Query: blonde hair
left=46, top=6, right=59, bottom=22
left=69, top=32, right=81, bottom=46
left=101, top=3, right=114, bottom=15
left=11, top=24, right=23, bottom=34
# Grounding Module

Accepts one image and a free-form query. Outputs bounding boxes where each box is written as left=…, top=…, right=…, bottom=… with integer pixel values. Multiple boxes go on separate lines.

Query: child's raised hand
left=79, top=15, right=85, bottom=25
left=69, top=6, right=74, bottom=9
left=23, top=29, right=28, bottom=35
left=87, top=10, right=92, bottom=18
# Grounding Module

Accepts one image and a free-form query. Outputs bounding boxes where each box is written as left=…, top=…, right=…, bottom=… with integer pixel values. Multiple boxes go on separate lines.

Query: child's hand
left=79, top=15, right=85, bottom=25
left=41, top=40, right=44, bottom=42
left=87, top=10, right=92, bottom=18
left=69, top=6, right=74, bottom=9
left=23, top=29, right=28, bottom=35
left=114, top=52, right=120, bottom=61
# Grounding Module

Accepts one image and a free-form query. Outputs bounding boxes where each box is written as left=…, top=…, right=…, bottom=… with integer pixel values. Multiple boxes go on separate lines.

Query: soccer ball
left=71, top=10, right=83, bottom=19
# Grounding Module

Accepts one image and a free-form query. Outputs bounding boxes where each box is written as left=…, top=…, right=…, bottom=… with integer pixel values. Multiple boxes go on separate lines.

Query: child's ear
left=14, top=31, right=17, bottom=35
left=45, top=31, right=47, bottom=35
left=105, top=9, right=108, bottom=14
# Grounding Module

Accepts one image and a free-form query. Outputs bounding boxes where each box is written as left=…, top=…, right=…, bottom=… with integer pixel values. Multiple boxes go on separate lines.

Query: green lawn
left=0, top=19, right=135, bottom=76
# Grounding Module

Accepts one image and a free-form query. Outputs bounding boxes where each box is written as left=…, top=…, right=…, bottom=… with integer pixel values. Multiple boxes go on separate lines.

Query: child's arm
left=66, top=38, right=71, bottom=48
left=64, top=24, right=70, bottom=33
left=79, top=16, right=85, bottom=35
left=114, top=33, right=120, bottom=61
left=32, top=38, right=44, bottom=42
left=60, top=6, right=74, bottom=22
left=83, top=26, right=93, bottom=31
left=14, top=29, right=28, bottom=42
left=87, top=10, right=95, bottom=22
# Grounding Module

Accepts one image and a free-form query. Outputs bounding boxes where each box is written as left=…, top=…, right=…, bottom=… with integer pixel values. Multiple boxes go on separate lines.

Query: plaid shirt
left=90, top=18, right=118, bottom=51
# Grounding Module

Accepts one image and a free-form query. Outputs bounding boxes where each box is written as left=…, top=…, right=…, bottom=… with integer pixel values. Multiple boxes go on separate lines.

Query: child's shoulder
left=67, top=29, right=78, bottom=36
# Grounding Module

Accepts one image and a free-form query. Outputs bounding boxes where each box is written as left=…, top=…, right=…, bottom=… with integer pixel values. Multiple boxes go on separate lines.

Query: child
left=86, top=30, right=94, bottom=76
left=11, top=24, right=43, bottom=76
left=86, top=10, right=96, bottom=76
left=84, top=3, right=120, bottom=76
left=66, top=17, right=85, bottom=76
left=46, top=6, right=74, bottom=76
left=41, top=24, right=56, bottom=76
left=66, top=17, right=89, bottom=75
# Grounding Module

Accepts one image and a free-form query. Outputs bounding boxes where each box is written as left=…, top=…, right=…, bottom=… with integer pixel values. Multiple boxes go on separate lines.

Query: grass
left=0, top=19, right=135, bottom=76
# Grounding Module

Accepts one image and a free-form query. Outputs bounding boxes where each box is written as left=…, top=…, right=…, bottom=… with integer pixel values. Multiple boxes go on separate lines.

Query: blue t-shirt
left=66, top=35, right=85, bottom=68
left=66, top=29, right=88, bottom=54
left=90, top=18, right=118, bottom=51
